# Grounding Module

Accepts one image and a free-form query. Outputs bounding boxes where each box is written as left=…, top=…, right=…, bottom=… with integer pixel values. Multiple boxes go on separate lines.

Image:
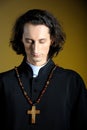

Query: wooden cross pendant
left=27, top=105, right=40, bottom=124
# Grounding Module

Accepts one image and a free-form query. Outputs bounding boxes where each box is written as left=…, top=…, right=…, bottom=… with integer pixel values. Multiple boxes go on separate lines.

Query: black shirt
left=0, top=59, right=87, bottom=130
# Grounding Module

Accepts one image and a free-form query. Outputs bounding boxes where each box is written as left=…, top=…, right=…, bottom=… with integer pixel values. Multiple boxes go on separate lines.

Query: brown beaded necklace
left=15, top=65, right=57, bottom=124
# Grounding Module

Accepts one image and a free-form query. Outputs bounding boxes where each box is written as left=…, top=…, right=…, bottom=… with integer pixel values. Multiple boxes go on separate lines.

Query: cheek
left=42, top=45, right=50, bottom=54
left=24, top=44, right=31, bottom=52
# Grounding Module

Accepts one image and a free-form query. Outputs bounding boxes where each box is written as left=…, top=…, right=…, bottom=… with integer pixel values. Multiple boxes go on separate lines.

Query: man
left=0, top=9, right=87, bottom=130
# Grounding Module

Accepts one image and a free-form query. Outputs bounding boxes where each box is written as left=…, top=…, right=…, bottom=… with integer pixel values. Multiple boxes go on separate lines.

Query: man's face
left=22, top=23, right=52, bottom=66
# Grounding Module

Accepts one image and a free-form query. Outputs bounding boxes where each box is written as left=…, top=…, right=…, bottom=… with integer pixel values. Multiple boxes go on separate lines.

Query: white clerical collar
left=26, top=60, right=49, bottom=77
left=29, top=64, right=43, bottom=77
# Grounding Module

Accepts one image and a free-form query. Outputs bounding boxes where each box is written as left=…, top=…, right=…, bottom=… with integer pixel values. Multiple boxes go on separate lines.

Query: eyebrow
left=25, top=38, right=47, bottom=41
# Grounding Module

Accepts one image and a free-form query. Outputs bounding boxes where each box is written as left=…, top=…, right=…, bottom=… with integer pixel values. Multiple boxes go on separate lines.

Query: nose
left=32, top=42, right=39, bottom=53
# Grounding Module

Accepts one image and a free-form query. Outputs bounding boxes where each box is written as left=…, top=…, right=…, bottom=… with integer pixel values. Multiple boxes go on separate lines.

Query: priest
left=0, top=9, right=87, bottom=130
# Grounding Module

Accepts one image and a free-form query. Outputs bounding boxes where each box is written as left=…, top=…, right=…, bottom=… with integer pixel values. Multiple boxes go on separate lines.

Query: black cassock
left=0, top=58, right=87, bottom=130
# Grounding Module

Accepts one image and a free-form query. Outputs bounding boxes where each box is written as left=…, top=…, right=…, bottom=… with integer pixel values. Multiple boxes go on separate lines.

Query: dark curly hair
left=10, top=9, right=66, bottom=58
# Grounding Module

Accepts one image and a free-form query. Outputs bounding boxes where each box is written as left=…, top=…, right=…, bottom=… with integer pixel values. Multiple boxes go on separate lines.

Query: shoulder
left=56, top=65, right=82, bottom=78
left=0, top=68, right=15, bottom=79
left=55, top=65, right=86, bottom=87
left=54, top=66, right=87, bottom=94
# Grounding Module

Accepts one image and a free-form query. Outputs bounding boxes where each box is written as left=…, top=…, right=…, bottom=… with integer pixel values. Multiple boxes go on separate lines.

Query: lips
left=32, top=53, right=40, bottom=57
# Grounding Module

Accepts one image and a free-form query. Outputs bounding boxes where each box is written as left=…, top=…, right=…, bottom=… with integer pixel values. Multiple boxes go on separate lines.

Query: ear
left=51, top=39, right=54, bottom=46
left=50, top=36, right=54, bottom=45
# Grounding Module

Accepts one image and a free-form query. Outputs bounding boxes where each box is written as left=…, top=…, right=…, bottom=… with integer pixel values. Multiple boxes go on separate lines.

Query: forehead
left=23, top=23, right=50, bottom=35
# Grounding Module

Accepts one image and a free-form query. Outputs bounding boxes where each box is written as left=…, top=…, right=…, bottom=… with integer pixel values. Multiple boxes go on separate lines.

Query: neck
left=26, top=59, right=49, bottom=67
left=26, top=60, right=49, bottom=77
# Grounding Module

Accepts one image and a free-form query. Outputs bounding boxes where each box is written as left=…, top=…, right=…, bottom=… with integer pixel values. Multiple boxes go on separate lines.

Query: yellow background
left=0, top=0, right=87, bottom=87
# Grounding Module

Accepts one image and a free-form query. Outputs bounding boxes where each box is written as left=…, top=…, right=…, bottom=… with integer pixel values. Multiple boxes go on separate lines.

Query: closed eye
left=25, top=38, right=34, bottom=44
left=39, top=39, right=46, bottom=44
